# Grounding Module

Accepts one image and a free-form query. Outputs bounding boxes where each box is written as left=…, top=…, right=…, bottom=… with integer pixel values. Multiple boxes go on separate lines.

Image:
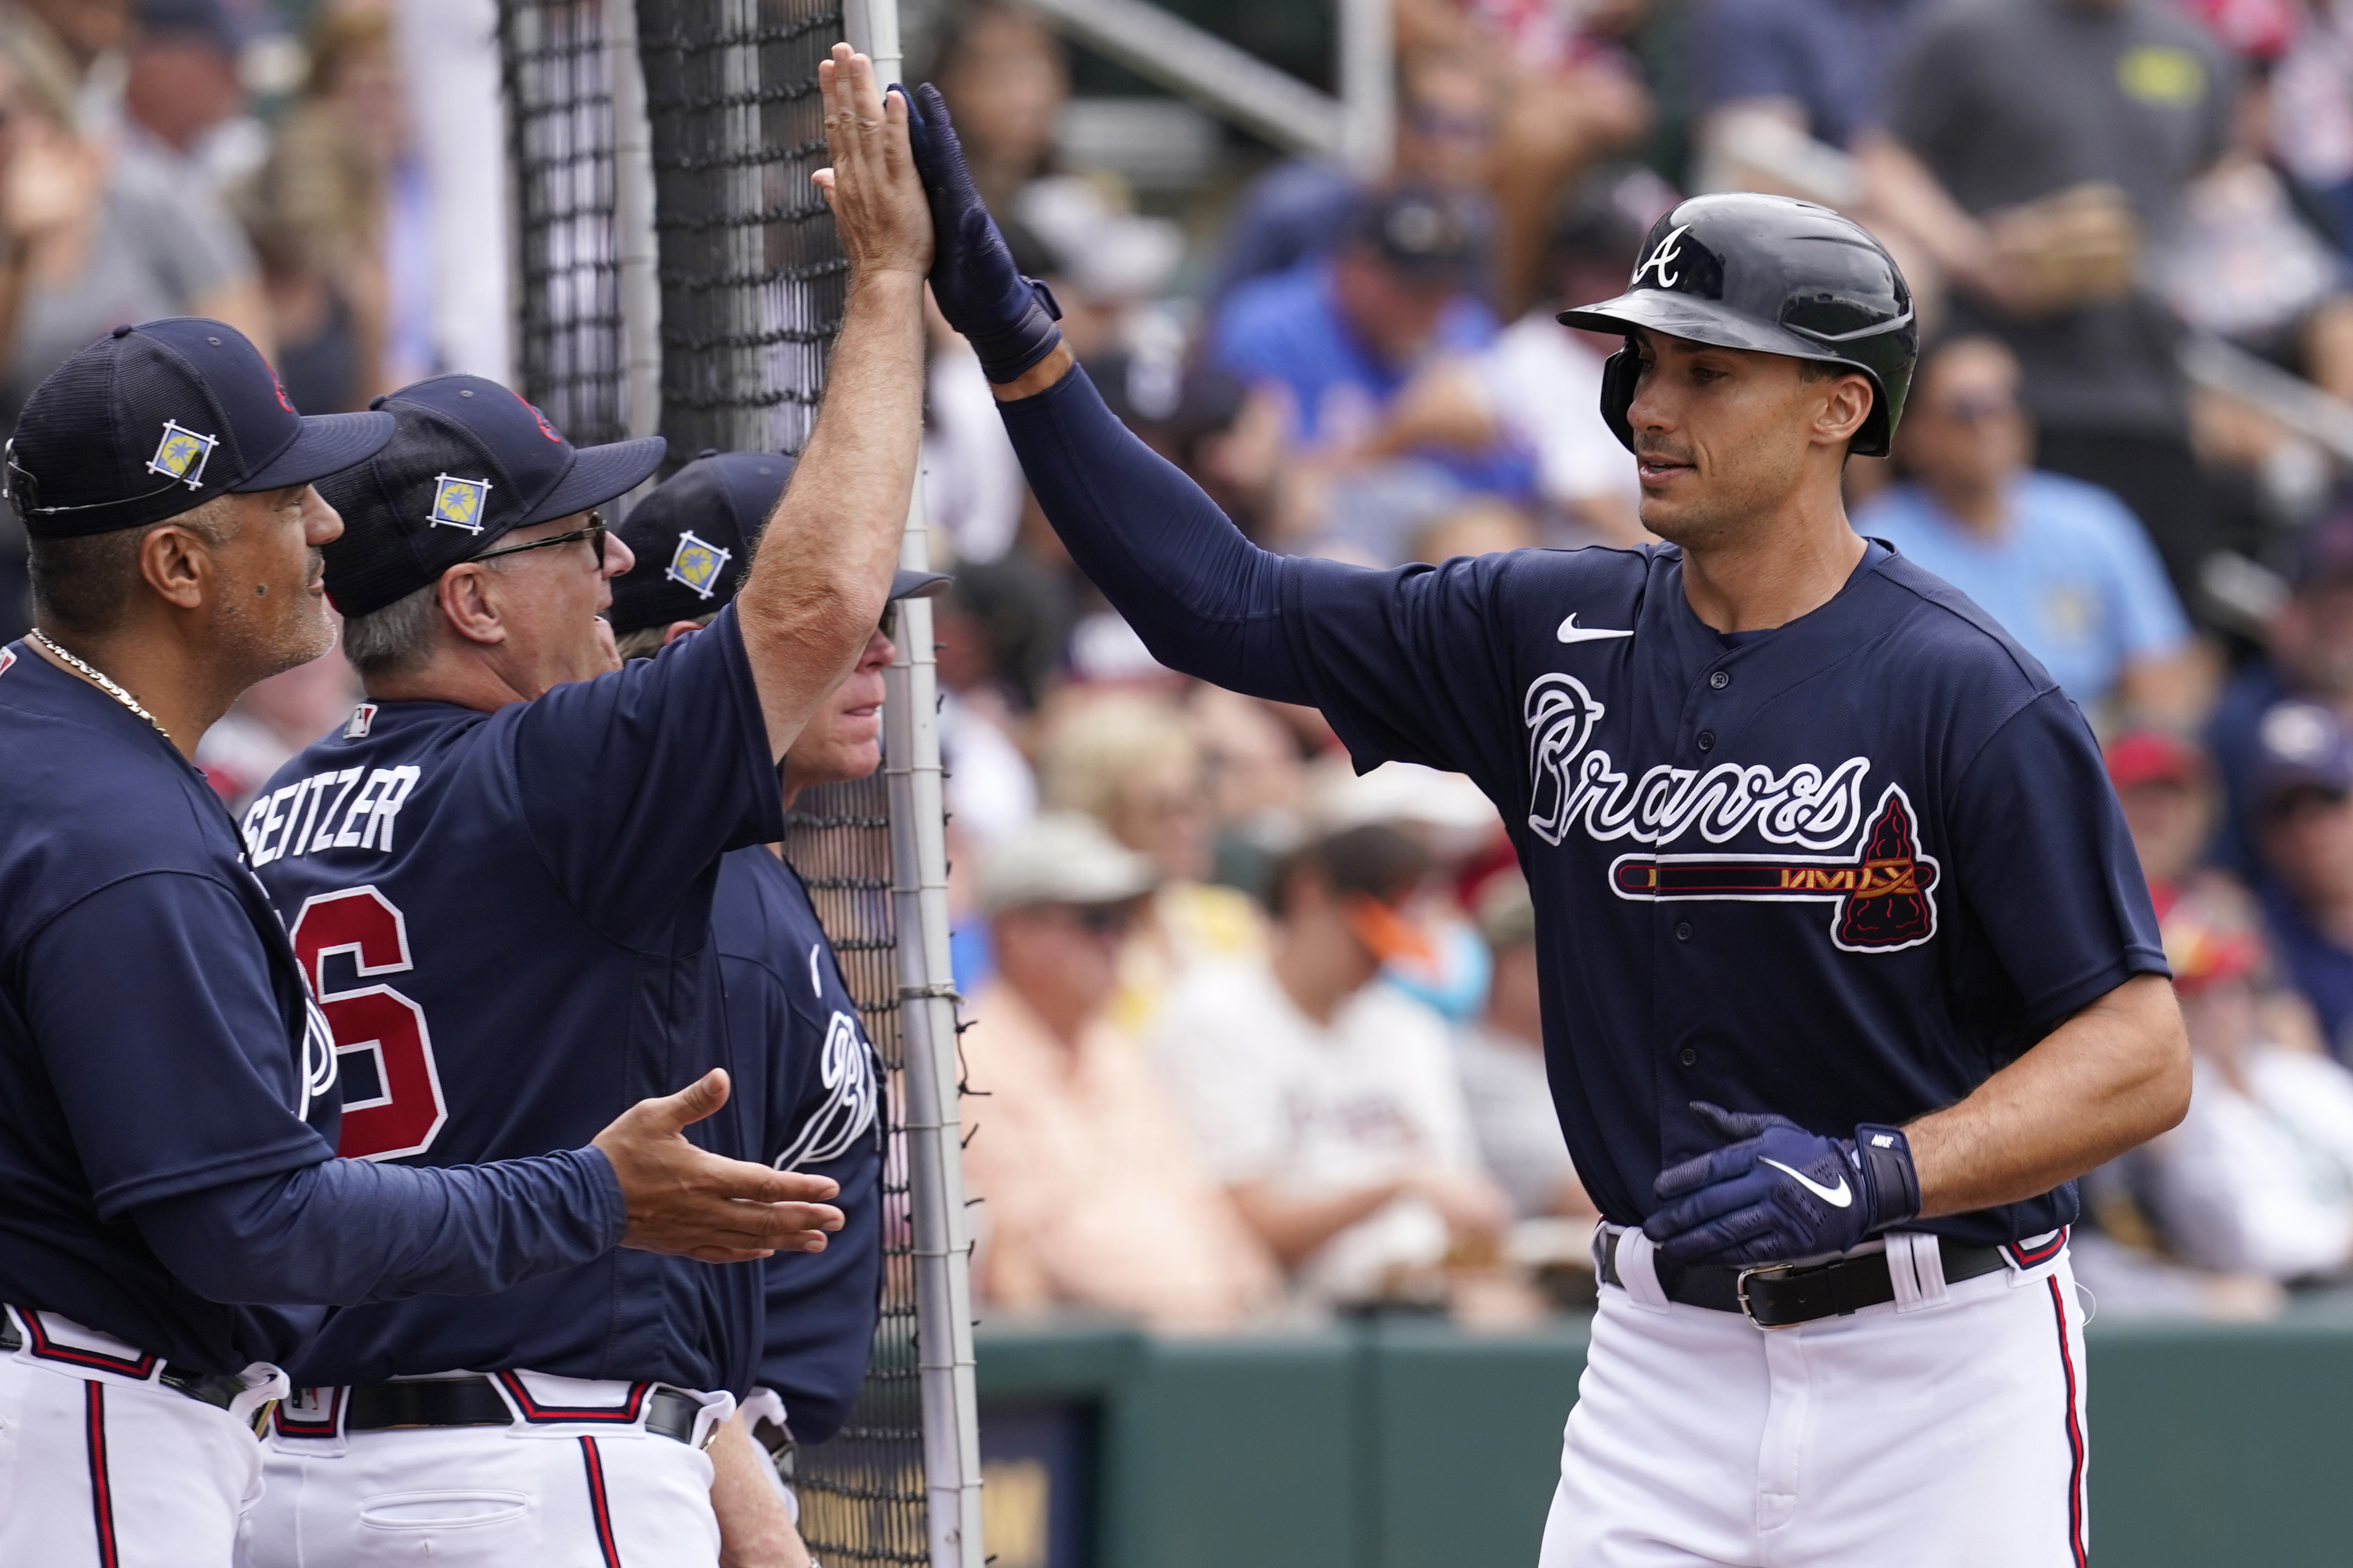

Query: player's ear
left=662, top=619, right=703, bottom=648
left=438, top=562, right=505, bottom=647
left=1816, top=373, right=1874, bottom=449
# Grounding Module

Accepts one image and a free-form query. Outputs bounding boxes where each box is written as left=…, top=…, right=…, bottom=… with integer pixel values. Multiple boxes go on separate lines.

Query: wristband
left=1853, top=1123, right=1921, bottom=1229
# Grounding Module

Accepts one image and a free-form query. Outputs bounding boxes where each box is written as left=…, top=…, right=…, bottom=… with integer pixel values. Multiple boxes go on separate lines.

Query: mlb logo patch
left=146, top=420, right=217, bottom=489
left=343, top=702, right=377, bottom=739
left=0, top=646, right=14, bottom=679
left=428, top=474, right=493, bottom=532
left=666, top=530, right=733, bottom=601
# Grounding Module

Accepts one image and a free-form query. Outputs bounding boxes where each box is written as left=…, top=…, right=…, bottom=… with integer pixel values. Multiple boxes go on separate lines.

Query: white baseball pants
left=1542, top=1230, right=2090, bottom=1568
left=0, top=1309, right=285, bottom=1568
left=239, top=1373, right=735, bottom=1568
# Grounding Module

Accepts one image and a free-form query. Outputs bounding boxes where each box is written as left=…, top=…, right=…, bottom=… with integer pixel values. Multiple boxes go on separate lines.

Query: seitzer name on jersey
left=240, top=764, right=423, bottom=867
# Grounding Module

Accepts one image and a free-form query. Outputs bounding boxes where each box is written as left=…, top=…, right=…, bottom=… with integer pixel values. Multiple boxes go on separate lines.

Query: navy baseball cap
left=1346, top=187, right=1479, bottom=287
left=2253, top=699, right=2353, bottom=813
left=607, top=449, right=948, bottom=636
left=317, top=374, right=667, bottom=617
left=6, top=318, right=394, bottom=539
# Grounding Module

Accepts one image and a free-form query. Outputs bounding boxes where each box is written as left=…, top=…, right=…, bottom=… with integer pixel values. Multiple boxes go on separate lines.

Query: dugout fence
left=498, top=0, right=982, bottom=1560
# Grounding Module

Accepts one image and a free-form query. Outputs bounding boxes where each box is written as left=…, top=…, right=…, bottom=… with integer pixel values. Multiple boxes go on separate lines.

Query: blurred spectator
left=2207, top=496, right=2353, bottom=876
left=11, top=0, right=129, bottom=83
left=1211, top=50, right=1499, bottom=303
left=1862, top=0, right=2238, bottom=607
left=2250, top=698, right=2353, bottom=1058
left=1038, top=692, right=1267, bottom=1033
left=2142, top=888, right=2353, bottom=1282
left=1410, top=496, right=1539, bottom=564
left=195, top=641, right=363, bottom=812
left=1695, top=0, right=1927, bottom=153
left=1150, top=824, right=1511, bottom=1309
left=960, top=814, right=1281, bottom=1332
left=121, top=0, right=264, bottom=195
left=1482, top=166, right=1673, bottom=546
left=1452, top=876, right=1595, bottom=1221
left=2270, top=0, right=2353, bottom=248
left=235, top=3, right=428, bottom=411
left=1856, top=335, right=2202, bottom=724
left=925, top=1, right=1064, bottom=217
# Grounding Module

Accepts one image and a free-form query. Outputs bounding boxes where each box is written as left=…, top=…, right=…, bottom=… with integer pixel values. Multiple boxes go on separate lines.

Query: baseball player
left=910, top=86, right=2190, bottom=1566
left=0, top=319, right=847, bottom=1568
left=609, top=452, right=952, bottom=1554
left=238, top=48, right=928, bottom=1568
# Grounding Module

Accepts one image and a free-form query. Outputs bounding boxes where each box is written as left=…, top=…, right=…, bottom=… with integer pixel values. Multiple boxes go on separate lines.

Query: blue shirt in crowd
left=2263, top=880, right=2353, bottom=1062
left=1210, top=260, right=1531, bottom=498
left=1856, top=471, right=2189, bottom=712
left=1697, top=0, right=1931, bottom=147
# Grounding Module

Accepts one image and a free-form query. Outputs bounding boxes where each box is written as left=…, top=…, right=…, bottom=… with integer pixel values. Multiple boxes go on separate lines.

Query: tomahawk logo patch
left=1522, top=672, right=1939, bottom=953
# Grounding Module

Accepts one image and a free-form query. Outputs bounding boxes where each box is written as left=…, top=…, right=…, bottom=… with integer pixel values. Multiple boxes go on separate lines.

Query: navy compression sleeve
left=133, top=1146, right=623, bottom=1307
left=996, top=365, right=1316, bottom=703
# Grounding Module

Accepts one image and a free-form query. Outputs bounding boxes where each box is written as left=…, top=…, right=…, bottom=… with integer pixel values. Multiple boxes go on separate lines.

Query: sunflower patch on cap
left=665, top=529, right=733, bottom=601
left=427, top=474, right=492, bottom=532
left=147, top=420, right=218, bottom=489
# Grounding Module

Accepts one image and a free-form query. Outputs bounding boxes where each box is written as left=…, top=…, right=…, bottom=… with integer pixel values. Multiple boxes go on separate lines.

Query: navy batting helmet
left=1558, top=193, right=1918, bottom=459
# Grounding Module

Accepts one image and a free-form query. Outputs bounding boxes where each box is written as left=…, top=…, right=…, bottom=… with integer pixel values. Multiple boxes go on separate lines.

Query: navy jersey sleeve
left=998, top=366, right=1529, bottom=788
left=1946, top=687, right=2169, bottom=1029
left=133, top=1146, right=622, bottom=1307
left=23, top=871, right=334, bottom=1216
left=506, top=602, right=787, bottom=938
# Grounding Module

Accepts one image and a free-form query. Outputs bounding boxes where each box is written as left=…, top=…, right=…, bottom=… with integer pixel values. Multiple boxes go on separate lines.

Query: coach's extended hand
left=593, top=1069, right=844, bottom=1263
left=1643, top=1101, right=1920, bottom=1265
left=901, top=83, right=1063, bottom=383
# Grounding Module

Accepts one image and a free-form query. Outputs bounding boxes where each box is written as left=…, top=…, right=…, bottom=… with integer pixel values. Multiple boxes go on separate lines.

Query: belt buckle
left=1735, top=1263, right=1799, bottom=1329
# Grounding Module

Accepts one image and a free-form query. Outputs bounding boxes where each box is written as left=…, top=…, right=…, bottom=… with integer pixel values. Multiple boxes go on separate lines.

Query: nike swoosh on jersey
left=1556, top=614, right=1635, bottom=644
left=1759, top=1156, right=1854, bottom=1207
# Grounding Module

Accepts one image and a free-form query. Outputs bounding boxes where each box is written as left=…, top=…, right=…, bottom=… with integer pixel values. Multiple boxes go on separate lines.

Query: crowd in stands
left=11, top=0, right=2353, bottom=1326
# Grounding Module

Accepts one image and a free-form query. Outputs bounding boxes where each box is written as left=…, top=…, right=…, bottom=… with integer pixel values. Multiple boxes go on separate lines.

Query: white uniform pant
left=240, top=1374, right=735, bottom=1568
left=0, top=1310, right=285, bottom=1568
left=1541, top=1231, right=2089, bottom=1568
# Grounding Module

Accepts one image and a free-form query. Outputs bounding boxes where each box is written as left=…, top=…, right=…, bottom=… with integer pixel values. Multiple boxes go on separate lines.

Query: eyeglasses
left=1066, top=902, right=1136, bottom=937
left=474, top=511, right=607, bottom=566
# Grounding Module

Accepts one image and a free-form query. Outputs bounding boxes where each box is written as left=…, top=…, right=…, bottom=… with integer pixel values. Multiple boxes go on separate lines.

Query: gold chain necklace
left=27, top=628, right=173, bottom=743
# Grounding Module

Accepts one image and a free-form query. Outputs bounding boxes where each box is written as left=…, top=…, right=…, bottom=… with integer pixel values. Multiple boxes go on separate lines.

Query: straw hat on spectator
left=976, top=812, right=1159, bottom=916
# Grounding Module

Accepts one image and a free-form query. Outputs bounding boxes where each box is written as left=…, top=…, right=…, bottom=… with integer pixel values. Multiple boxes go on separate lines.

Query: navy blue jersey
left=247, top=605, right=785, bottom=1387
left=0, top=644, right=338, bottom=1369
left=710, top=846, right=884, bottom=1438
left=1001, top=368, right=2169, bottom=1248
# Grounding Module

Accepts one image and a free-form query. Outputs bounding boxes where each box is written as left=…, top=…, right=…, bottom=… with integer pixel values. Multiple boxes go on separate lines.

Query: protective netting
left=785, top=770, right=930, bottom=1568
left=636, top=0, right=848, bottom=459
left=499, top=0, right=629, bottom=448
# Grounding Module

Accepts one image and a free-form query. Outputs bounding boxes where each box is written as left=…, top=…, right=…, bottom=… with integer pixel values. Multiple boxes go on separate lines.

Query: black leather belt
left=1600, top=1230, right=2010, bottom=1327
left=0, top=1310, right=249, bottom=1412
left=343, top=1377, right=702, bottom=1445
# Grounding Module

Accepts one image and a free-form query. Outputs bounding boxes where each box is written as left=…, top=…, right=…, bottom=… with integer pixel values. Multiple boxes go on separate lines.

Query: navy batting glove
left=902, top=83, right=1063, bottom=384
left=1642, top=1102, right=1920, bottom=1266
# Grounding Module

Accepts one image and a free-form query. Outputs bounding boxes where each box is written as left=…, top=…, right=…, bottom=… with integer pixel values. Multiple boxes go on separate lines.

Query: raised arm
left=902, top=87, right=1314, bottom=704
left=737, top=45, right=932, bottom=762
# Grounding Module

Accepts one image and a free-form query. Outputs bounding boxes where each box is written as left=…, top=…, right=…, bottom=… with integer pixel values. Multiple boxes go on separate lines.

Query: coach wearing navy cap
left=0, top=322, right=847, bottom=1568
left=611, top=452, right=946, bottom=1534
left=241, top=47, right=936, bottom=1568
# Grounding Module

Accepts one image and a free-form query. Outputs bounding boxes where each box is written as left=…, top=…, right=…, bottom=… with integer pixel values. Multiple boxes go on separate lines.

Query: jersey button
left=1710, top=670, right=1730, bottom=690
left=1696, top=730, right=1715, bottom=753
left=1679, top=1047, right=1698, bottom=1068
left=1675, top=921, right=1692, bottom=941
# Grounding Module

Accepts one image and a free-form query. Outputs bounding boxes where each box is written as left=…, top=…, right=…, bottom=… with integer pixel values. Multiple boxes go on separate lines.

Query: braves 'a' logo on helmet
left=1630, top=224, right=1693, bottom=290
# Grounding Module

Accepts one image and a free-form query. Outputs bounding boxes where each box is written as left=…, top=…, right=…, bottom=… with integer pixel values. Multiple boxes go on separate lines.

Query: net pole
left=847, top=5, right=983, bottom=1561
left=604, top=0, right=661, bottom=442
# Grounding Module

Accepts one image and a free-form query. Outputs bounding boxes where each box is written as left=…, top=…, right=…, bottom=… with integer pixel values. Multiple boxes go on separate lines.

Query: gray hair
left=341, top=581, right=442, bottom=680
left=613, top=612, right=713, bottom=663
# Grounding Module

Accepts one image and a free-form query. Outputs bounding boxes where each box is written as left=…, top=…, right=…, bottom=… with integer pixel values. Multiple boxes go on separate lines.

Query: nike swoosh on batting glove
left=1641, top=1100, right=1921, bottom=1266
left=903, top=83, right=1064, bottom=383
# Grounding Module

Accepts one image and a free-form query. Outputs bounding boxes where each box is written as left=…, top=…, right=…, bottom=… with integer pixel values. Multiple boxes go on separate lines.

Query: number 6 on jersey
left=289, top=886, right=449, bottom=1160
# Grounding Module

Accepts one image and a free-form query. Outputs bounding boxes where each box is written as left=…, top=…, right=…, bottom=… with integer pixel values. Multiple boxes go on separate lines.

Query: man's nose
left=602, top=531, right=636, bottom=579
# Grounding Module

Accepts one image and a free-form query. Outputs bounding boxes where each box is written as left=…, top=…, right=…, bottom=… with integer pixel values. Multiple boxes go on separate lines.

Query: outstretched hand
left=593, top=1069, right=844, bottom=1264
left=810, top=44, right=932, bottom=286
left=901, top=82, right=1064, bottom=383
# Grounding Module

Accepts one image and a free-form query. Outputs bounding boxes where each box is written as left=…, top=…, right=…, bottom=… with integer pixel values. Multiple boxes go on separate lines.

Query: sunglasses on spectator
left=1063, top=902, right=1136, bottom=936
left=475, top=511, right=607, bottom=566
left=1929, top=392, right=2017, bottom=425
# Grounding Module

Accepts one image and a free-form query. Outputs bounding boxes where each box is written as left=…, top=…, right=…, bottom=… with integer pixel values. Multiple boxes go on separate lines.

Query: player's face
left=785, top=623, right=895, bottom=787
left=205, top=483, right=345, bottom=682
left=483, top=511, right=637, bottom=695
left=1622, top=329, right=1868, bottom=548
